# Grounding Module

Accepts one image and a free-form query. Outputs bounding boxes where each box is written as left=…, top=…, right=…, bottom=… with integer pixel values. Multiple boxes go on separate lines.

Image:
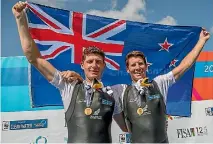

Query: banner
left=26, top=2, right=201, bottom=116
left=167, top=100, right=213, bottom=143
left=1, top=103, right=213, bottom=143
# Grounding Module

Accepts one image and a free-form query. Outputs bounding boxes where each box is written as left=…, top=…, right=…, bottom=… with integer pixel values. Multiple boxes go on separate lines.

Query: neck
left=85, top=77, right=93, bottom=85
left=85, top=77, right=101, bottom=85
left=133, top=76, right=146, bottom=83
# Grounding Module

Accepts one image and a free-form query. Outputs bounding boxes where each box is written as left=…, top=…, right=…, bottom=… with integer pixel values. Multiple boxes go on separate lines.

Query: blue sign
left=3, top=119, right=48, bottom=130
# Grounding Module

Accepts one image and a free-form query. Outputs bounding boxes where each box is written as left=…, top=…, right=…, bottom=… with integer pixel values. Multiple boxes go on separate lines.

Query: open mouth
left=134, top=71, right=143, bottom=75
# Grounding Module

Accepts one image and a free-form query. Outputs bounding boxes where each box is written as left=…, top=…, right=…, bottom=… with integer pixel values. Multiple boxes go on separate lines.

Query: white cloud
left=210, top=26, right=213, bottom=34
left=87, top=0, right=146, bottom=22
left=28, top=0, right=68, bottom=9
left=156, top=16, right=177, bottom=25
left=28, top=0, right=178, bottom=26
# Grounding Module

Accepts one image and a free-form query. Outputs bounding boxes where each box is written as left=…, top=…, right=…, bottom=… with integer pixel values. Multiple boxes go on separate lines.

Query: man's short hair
left=82, top=46, right=105, bottom=62
left=125, top=51, right=147, bottom=66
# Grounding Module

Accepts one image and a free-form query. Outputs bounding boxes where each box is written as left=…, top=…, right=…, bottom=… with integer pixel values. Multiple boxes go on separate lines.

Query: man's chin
left=135, top=75, right=143, bottom=78
left=133, top=76, right=144, bottom=81
left=88, top=75, right=100, bottom=80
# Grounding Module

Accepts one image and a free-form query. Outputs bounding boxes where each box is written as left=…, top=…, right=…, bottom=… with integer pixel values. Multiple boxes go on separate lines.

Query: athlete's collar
left=83, top=79, right=104, bottom=88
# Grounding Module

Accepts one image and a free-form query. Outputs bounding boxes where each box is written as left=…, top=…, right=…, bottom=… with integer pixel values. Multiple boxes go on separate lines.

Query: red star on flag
left=169, top=59, right=178, bottom=67
left=158, top=38, right=173, bottom=52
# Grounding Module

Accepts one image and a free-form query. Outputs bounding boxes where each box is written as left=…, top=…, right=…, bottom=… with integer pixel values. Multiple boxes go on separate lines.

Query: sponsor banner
left=2, top=119, right=48, bottom=131
left=1, top=102, right=213, bottom=143
left=167, top=100, right=213, bottom=143
left=1, top=110, right=67, bottom=143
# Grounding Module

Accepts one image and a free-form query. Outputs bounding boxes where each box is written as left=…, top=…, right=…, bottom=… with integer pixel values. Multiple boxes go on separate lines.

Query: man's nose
left=91, top=61, right=98, bottom=67
left=135, top=63, right=140, bottom=69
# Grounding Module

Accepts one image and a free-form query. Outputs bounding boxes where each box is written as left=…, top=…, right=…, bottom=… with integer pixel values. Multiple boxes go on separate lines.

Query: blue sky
left=1, top=0, right=213, bottom=57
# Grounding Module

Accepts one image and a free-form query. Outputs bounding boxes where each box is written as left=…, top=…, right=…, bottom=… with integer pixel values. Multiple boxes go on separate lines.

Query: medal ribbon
left=84, top=81, right=93, bottom=107
left=83, top=80, right=103, bottom=107
left=133, top=80, right=149, bottom=108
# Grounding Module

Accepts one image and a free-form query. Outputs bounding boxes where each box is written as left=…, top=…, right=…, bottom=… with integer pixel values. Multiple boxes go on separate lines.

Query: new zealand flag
left=26, top=2, right=201, bottom=116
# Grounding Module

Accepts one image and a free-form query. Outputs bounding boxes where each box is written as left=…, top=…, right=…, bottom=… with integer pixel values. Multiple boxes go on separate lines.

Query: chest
left=74, top=89, right=115, bottom=118
left=125, top=86, right=164, bottom=118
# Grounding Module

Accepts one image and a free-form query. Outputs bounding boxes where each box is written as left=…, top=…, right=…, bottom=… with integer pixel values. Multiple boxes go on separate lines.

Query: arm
left=111, top=84, right=128, bottom=132
left=60, top=71, right=83, bottom=83
left=172, top=29, right=210, bottom=80
left=154, top=72, right=175, bottom=104
left=12, top=2, right=55, bottom=81
left=113, top=113, right=128, bottom=132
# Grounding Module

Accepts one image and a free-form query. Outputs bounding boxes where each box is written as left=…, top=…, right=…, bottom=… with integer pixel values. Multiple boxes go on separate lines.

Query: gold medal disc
left=93, top=83, right=102, bottom=89
left=137, top=108, right=143, bottom=115
left=84, top=108, right=93, bottom=115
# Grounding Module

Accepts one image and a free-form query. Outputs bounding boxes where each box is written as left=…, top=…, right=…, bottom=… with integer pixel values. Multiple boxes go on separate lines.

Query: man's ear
left=126, top=66, right=130, bottom=73
left=104, top=61, right=106, bottom=68
left=144, top=64, right=148, bottom=72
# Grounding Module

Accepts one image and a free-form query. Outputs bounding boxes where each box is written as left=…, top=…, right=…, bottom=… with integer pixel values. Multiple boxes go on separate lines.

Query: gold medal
left=84, top=108, right=93, bottom=115
left=137, top=108, right=143, bottom=115
left=140, top=77, right=151, bottom=87
left=93, top=83, right=102, bottom=89
left=92, top=79, right=103, bottom=89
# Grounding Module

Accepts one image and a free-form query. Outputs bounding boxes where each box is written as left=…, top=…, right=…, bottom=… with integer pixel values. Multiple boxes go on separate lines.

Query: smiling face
left=81, top=46, right=106, bottom=82
left=126, top=51, right=147, bottom=82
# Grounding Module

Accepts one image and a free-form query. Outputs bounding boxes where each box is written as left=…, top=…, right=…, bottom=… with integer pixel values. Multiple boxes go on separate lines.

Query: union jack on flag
left=26, top=2, right=201, bottom=116
left=27, top=3, right=126, bottom=70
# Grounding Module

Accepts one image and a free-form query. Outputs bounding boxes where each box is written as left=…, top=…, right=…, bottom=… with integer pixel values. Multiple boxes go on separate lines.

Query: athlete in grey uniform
left=62, top=29, right=210, bottom=143
left=111, top=29, right=210, bottom=143
left=12, top=1, right=127, bottom=143
left=51, top=47, right=127, bottom=143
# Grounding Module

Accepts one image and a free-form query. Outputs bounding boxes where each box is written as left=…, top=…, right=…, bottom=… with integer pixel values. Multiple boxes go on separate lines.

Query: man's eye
left=131, top=64, right=136, bottom=67
left=96, top=60, right=102, bottom=64
left=139, top=62, right=144, bottom=65
left=87, top=60, right=93, bottom=63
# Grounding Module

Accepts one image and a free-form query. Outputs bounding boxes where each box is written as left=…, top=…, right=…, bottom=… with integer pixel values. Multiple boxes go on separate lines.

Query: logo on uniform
left=78, top=99, right=86, bottom=103
left=205, top=107, right=213, bottom=116
left=148, top=94, right=160, bottom=100
left=102, top=99, right=113, bottom=106
left=90, top=108, right=102, bottom=120
left=129, top=98, right=137, bottom=102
